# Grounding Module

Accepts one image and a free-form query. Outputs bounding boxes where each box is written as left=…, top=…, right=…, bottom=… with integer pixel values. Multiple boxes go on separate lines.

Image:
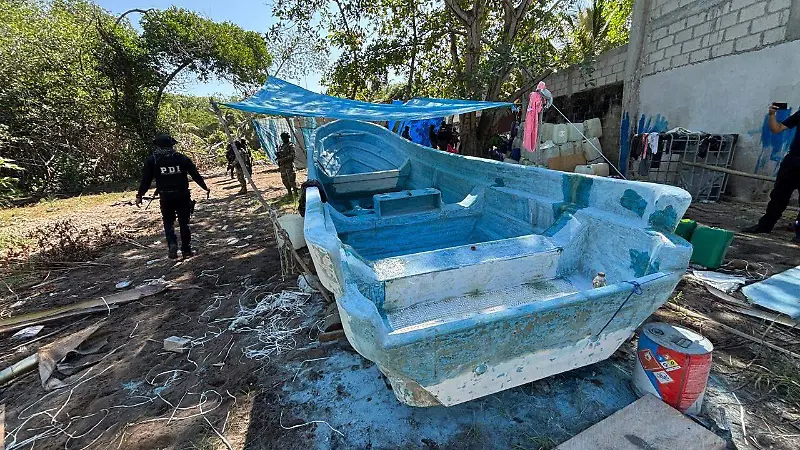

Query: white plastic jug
left=541, top=141, right=559, bottom=160
left=583, top=118, right=603, bottom=138
left=539, top=123, right=554, bottom=143
left=591, top=163, right=610, bottom=177
left=558, top=142, right=577, bottom=157
left=276, top=214, right=306, bottom=249
left=575, top=164, right=594, bottom=175
left=567, top=122, right=584, bottom=142
left=582, top=137, right=603, bottom=162
left=552, top=124, right=568, bottom=144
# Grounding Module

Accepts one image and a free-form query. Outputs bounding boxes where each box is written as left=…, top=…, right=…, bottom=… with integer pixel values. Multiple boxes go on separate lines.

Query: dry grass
left=0, top=191, right=135, bottom=255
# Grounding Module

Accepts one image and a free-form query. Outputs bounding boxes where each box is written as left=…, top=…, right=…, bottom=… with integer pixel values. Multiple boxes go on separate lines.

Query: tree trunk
left=459, top=112, right=477, bottom=156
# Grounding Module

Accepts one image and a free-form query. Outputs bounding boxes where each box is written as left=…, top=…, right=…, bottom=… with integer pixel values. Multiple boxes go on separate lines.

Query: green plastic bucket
left=675, top=219, right=698, bottom=241
left=690, top=225, right=734, bottom=269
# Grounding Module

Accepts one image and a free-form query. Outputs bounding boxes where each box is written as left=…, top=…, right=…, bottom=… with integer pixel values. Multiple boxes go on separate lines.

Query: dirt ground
left=1, top=170, right=799, bottom=450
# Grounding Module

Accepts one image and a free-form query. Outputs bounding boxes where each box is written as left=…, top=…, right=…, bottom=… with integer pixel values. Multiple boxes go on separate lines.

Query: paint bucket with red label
left=632, top=322, right=713, bottom=415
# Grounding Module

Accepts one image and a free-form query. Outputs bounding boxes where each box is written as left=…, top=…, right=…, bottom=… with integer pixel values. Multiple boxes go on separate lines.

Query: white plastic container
left=584, top=118, right=603, bottom=138
left=541, top=141, right=560, bottom=160
left=591, top=163, right=610, bottom=177
left=582, top=137, right=603, bottom=162
left=558, top=142, right=577, bottom=157
left=276, top=214, right=306, bottom=249
left=567, top=122, right=585, bottom=142
left=552, top=124, right=568, bottom=144
left=539, top=123, right=554, bottom=143
left=575, top=164, right=594, bottom=175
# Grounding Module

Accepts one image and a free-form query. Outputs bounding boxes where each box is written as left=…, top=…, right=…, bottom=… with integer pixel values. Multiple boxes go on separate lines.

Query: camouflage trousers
left=279, top=166, right=296, bottom=193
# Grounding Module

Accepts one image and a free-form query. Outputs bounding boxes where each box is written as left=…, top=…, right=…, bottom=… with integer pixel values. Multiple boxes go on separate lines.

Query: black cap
left=153, top=133, right=178, bottom=148
left=280, top=132, right=290, bottom=140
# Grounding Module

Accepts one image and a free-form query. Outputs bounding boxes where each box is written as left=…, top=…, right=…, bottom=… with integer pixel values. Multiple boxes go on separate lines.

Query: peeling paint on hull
left=383, top=328, right=633, bottom=407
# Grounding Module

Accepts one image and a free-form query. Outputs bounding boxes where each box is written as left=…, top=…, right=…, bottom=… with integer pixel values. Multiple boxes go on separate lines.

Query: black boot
left=168, top=244, right=179, bottom=259
left=741, top=224, right=770, bottom=234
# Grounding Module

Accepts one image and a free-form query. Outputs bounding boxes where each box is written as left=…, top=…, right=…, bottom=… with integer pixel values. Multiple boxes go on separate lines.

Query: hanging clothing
left=630, top=134, right=642, bottom=160
left=648, top=133, right=660, bottom=155
left=638, top=155, right=651, bottom=176
left=523, top=82, right=546, bottom=152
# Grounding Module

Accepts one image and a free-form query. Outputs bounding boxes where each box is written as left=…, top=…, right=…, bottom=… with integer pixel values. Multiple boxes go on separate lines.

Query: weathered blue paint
left=629, top=249, right=651, bottom=277
left=303, top=119, right=693, bottom=407
left=620, top=112, right=631, bottom=176
left=620, top=189, right=647, bottom=217
left=755, top=108, right=796, bottom=174
left=648, top=205, right=679, bottom=232
left=552, top=173, right=593, bottom=219
left=637, top=114, right=669, bottom=134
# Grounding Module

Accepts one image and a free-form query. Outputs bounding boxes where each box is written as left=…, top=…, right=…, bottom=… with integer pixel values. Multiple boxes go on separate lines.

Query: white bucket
left=276, top=214, right=306, bottom=250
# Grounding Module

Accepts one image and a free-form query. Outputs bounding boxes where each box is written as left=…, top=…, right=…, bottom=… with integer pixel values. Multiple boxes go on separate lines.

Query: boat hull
left=303, top=120, right=692, bottom=406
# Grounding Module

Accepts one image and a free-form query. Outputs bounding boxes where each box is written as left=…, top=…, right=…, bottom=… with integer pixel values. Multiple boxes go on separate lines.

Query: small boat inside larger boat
left=303, top=119, right=693, bottom=407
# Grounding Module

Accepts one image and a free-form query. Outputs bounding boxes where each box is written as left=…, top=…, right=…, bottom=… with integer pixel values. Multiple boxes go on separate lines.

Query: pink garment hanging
left=523, top=81, right=546, bottom=152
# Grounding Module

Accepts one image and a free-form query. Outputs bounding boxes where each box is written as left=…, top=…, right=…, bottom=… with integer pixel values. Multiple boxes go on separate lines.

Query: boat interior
left=309, top=120, right=690, bottom=336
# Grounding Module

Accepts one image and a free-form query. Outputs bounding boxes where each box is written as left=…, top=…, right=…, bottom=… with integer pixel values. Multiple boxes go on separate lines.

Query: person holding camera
left=743, top=102, right=800, bottom=243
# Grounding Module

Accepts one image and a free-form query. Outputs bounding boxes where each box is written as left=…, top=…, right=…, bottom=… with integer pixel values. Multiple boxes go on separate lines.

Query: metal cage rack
left=627, top=133, right=738, bottom=202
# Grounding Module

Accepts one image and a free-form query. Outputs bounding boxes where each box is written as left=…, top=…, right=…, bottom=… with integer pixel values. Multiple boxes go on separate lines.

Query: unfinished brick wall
left=545, top=45, right=628, bottom=98
left=546, top=0, right=797, bottom=99
left=542, top=0, right=800, bottom=198
left=644, top=0, right=795, bottom=75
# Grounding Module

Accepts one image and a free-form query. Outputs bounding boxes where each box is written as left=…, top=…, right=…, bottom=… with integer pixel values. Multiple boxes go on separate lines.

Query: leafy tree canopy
left=0, top=0, right=272, bottom=198
left=271, top=0, right=633, bottom=155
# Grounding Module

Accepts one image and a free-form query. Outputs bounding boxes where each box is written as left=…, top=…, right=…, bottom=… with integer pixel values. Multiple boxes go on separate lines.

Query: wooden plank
left=680, top=160, right=776, bottom=182
left=706, top=285, right=799, bottom=328
left=0, top=281, right=168, bottom=334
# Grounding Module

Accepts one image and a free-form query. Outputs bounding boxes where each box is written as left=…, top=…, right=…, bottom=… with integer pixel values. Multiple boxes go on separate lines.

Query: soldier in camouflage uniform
left=275, top=132, right=297, bottom=196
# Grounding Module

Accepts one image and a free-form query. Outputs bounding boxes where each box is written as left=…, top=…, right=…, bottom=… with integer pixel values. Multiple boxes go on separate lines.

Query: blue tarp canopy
left=223, top=77, right=512, bottom=120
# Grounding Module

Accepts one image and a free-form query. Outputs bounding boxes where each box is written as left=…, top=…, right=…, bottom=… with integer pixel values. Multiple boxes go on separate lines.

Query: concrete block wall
left=643, top=0, right=795, bottom=76
left=632, top=0, right=800, bottom=199
left=540, top=0, right=800, bottom=199
left=546, top=45, right=628, bottom=98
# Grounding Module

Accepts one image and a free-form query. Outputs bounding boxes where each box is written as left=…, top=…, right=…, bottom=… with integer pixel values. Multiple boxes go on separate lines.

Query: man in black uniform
left=225, top=144, right=236, bottom=180
left=743, top=103, right=800, bottom=243
left=136, top=134, right=211, bottom=259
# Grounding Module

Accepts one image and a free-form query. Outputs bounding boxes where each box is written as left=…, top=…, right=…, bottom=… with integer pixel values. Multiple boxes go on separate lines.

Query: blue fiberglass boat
left=302, top=119, right=693, bottom=407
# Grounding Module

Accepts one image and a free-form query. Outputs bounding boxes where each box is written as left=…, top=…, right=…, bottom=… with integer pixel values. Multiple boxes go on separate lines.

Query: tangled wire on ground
left=228, top=288, right=313, bottom=361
